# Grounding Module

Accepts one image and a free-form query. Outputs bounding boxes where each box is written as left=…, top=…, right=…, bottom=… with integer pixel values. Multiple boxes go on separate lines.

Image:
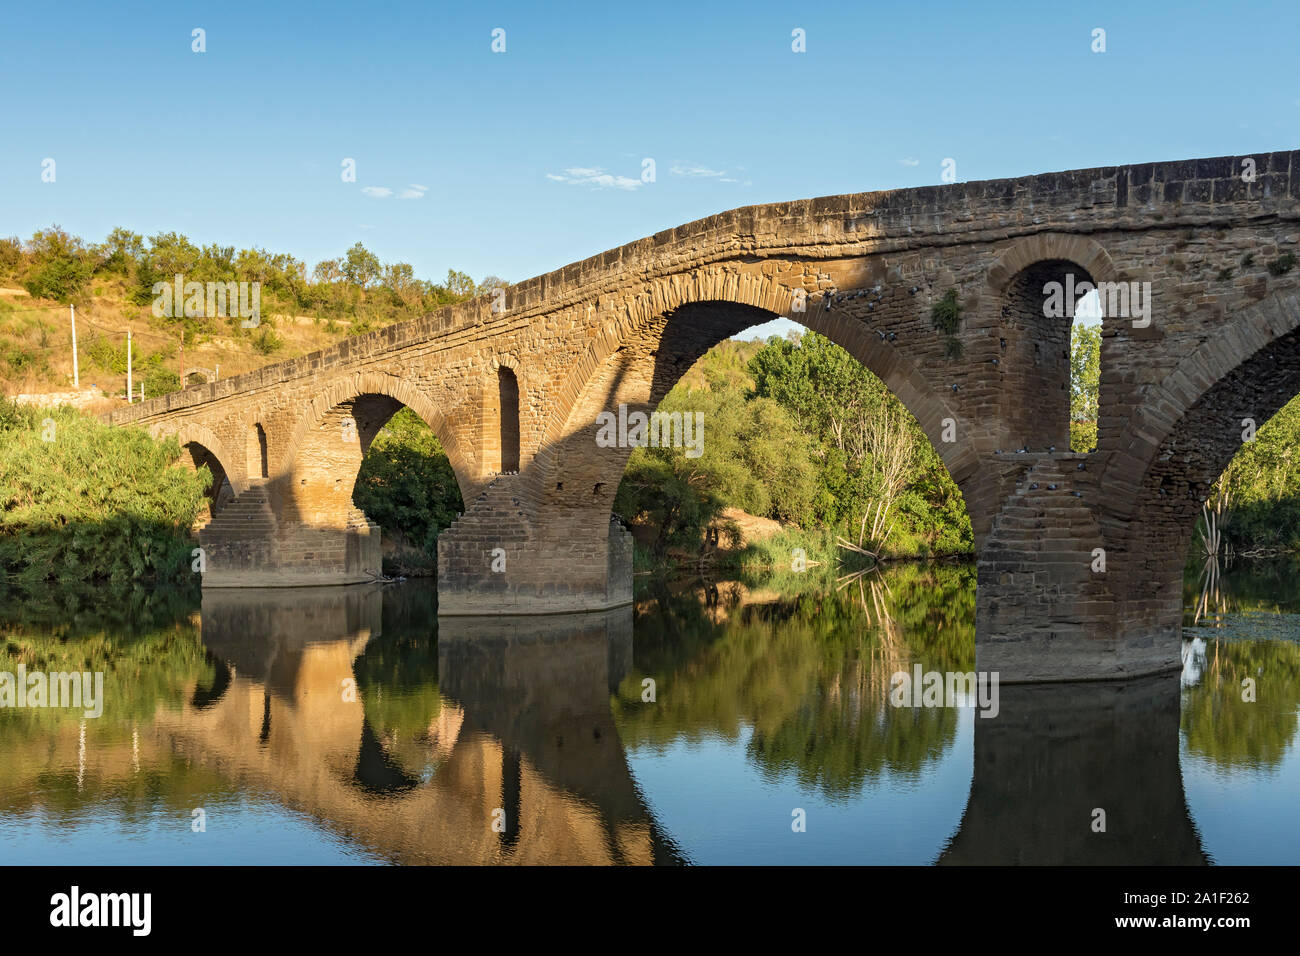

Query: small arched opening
left=498, top=366, right=520, bottom=473
left=248, top=422, right=268, bottom=479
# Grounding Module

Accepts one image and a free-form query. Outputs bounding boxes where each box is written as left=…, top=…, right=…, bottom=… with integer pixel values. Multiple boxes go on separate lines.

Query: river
left=1, top=556, right=1296, bottom=864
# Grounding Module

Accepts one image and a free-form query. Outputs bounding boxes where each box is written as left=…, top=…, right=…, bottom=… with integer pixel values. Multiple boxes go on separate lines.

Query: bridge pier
left=972, top=453, right=1182, bottom=682
left=198, top=482, right=382, bottom=587
left=437, top=476, right=633, bottom=614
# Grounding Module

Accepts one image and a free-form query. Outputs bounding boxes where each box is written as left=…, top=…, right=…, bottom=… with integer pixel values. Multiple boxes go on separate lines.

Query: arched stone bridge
left=108, top=151, right=1300, bottom=682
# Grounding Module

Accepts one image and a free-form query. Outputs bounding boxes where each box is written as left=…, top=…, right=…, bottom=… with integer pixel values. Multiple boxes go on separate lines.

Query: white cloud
left=898, top=158, right=920, bottom=167
left=671, top=164, right=727, bottom=178
left=547, top=166, right=642, bottom=190
left=361, top=186, right=393, bottom=198
left=399, top=184, right=428, bottom=199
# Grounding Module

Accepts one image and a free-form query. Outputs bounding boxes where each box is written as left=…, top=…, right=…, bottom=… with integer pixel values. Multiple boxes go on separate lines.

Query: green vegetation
left=1181, top=633, right=1300, bottom=770
left=0, top=225, right=503, bottom=393
left=929, top=288, right=963, bottom=360
left=1205, top=392, right=1300, bottom=553
left=1266, top=252, right=1296, bottom=276
left=616, top=332, right=973, bottom=567
left=1070, top=322, right=1100, bottom=453
left=0, top=398, right=208, bottom=588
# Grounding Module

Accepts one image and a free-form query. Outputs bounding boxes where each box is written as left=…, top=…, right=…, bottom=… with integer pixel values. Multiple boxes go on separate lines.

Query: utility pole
left=70, top=305, right=79, bottom=388
left=126, top=328, right=132, bottom=403
left=179, top=332, right=185, bottom=387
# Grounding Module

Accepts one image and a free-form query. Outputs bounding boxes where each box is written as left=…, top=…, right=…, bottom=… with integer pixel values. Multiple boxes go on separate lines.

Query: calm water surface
left=1, top=558, right=1297, bottom=864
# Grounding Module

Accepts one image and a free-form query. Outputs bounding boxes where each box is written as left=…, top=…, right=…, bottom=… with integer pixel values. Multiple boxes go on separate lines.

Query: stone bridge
left=107, top=151, right=1300, bottom=682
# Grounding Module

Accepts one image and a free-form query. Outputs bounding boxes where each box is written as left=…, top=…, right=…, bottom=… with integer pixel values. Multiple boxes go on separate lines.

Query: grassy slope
left=0, top=277, right=353, bottom=399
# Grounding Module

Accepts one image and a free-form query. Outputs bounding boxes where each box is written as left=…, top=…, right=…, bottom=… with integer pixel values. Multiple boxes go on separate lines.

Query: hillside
left=0, top=225, right=500, bottom=407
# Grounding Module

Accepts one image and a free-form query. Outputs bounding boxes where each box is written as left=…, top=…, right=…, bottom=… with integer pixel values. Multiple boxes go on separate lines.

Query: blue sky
left=3, top=0, right=1296, bottom=338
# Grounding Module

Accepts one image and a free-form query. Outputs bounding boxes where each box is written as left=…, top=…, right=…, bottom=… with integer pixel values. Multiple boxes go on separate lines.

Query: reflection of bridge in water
left=939, top=676, right=1206, bottom=864
left=0, top=585, right=1209, bottom=864
left=164, top=586, right=681, bottom=864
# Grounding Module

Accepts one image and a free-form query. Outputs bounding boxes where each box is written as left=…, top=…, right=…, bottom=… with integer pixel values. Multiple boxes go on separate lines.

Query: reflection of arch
left=190, top=653, right=232, bottom=710
left=278, top=372, right=472, bottom=503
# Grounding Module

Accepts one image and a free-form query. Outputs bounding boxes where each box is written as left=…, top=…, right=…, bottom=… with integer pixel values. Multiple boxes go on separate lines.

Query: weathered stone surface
left=107, top=152, right=1300, bottom=681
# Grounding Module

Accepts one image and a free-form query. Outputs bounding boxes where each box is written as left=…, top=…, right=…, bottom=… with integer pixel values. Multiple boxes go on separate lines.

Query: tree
left=444, top=269, right=476, bottom=298
left=342, top=242, right=381, bottom=289
left=93, top=227, right=145, bottom=276
left=22, top=226, right=93, bottom=303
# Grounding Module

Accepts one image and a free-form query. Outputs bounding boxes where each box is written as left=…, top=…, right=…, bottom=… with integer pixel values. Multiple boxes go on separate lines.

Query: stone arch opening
left=181, top=441, right=233, bottom=523
left=537, top=299, right=976, bottom=570
left=498, top=366, right=520, bottom=473
left=248, top=422, right=268, bottom=479
left=1066, top=290, right=1300, bottom=672
left=1000, top=259, right=1097, bottom=454
left=276, top=392, right=466, bottom=563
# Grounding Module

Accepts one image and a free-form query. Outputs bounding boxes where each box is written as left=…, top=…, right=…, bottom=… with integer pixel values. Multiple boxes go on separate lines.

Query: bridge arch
left=995, top=256, right=1101, bottom=454
left=540, top=268, right=977, bottom=477
left=168, top=422, right=239, bottom=519
left=1101, top=290, right=1300, bottom=640
left=533, top=271, right=984, bottom=550
left=986, top=233, right=1118, bottom=293
left=277, top=372, right=474, bottom=505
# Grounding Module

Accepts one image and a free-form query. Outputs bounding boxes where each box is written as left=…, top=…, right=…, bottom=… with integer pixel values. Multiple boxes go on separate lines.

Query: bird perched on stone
left=1030, top=483, right=1039, bottom=490
left=1048, top=484, right=1057, bottom=490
